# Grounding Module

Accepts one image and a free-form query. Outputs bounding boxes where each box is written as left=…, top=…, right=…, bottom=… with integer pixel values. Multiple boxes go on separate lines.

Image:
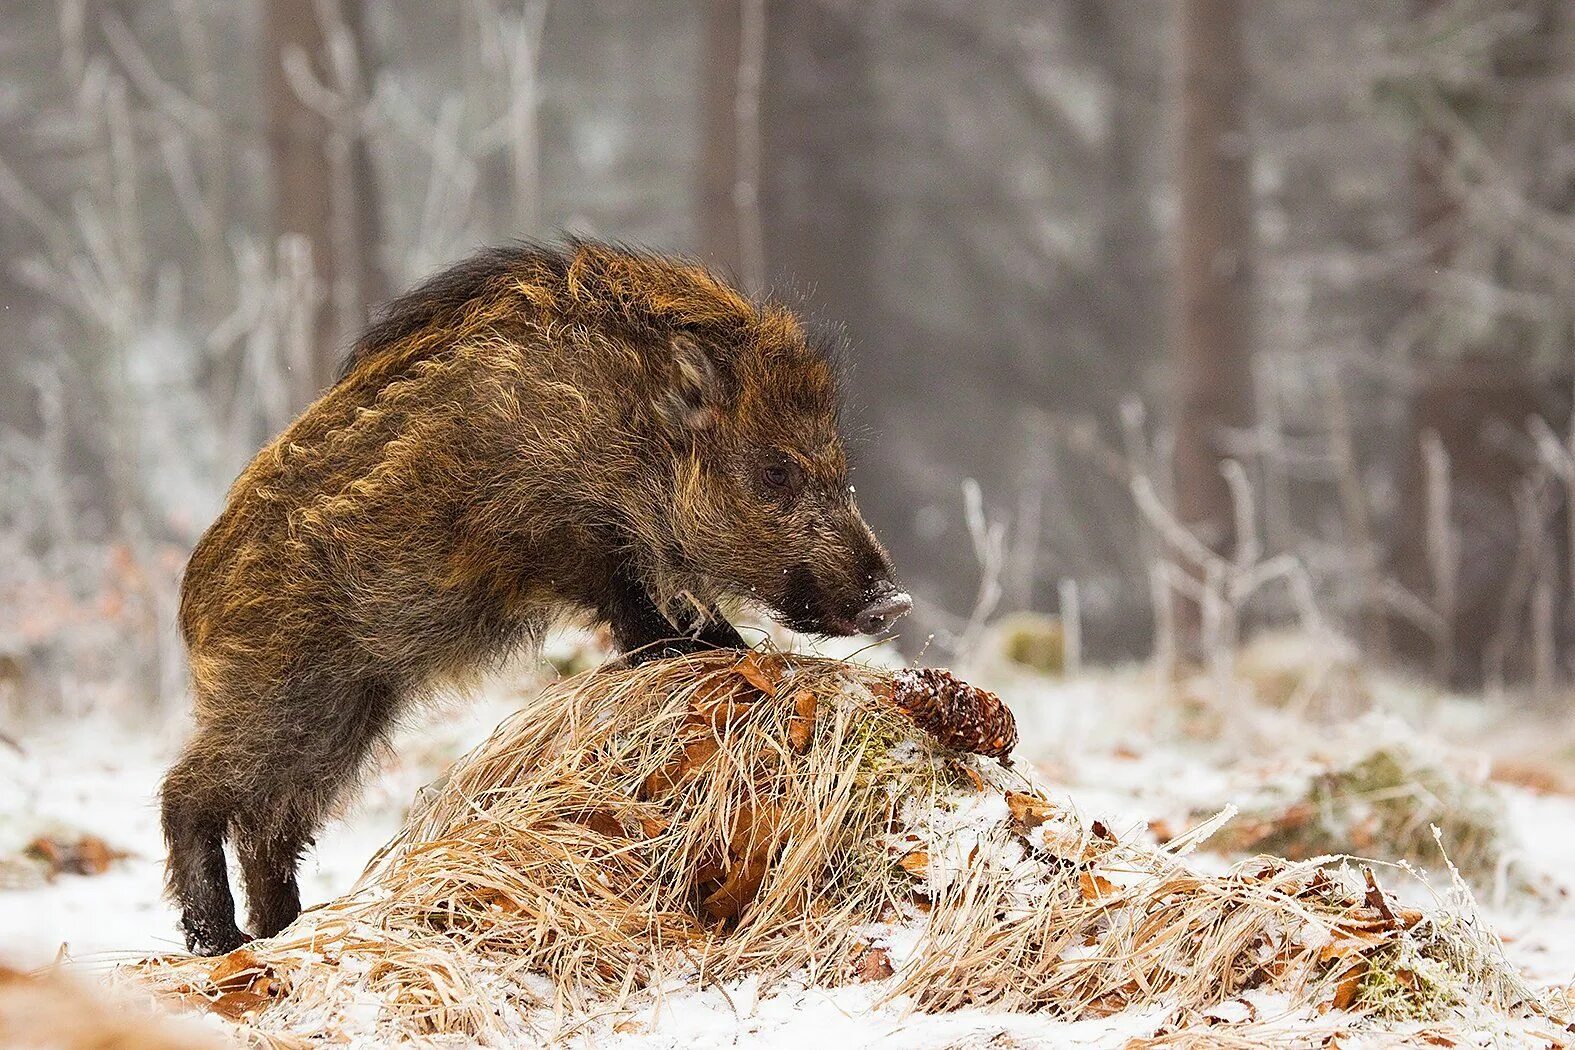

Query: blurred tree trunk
left=1410, top=0, right=1457, bottom=289
left=1171, top=0, right=1254, bottom=551
left=699, top=0, right=766, bottom=290
left=761, top=0, right=876, bottom=345
left=264, top=0, right=388, bottom=404
left=700, top=0, right=743, bottom=277
left=1076, top=0, right=1165, bottom=390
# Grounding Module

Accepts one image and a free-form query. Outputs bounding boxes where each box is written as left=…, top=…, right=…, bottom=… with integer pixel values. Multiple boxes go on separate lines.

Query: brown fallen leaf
left=1490, top=758, right=1571, bottom=795
left=1006, top=791, right=1054, bottom=829
left=692, top=846, right=728, bottom=885
left=479, top=887, right=524, bottom=914
left=208, top=990, right=273, bottom=1021
left=209, top=948, right=268, bottom=992
left=852, top=945, right=894, bottom=982
left=642, top=736, right=721, bottom=798
left=1325, top=960, right=1368, bottom=1013
left=899, top=850, right=929, bottom=876
left=1084, top=981, right=1139, bottom=1017
left=1078, top=870, right=1117, bottom=901
left=201, top=948, right=280, bottom=1020
left=939, top=758, right=983, bottom=793
left=698, top=698, right=755, bottom=730
left=574, top=810, right=626, bottom=839
left=1318, top=925, right=1394, bottom=963
left=787, top=689, right=817, bottom=752
left=735, top=652, right=781, bottom=697
left=701, top=801, right=786, bottom=923
left=1361, top=867, right=1402, bottom=928
left=702, top=855, right=770, bottom=923
left=24, top=833, right=128, bottom=878
left=692, top=673, right=744, bottom=708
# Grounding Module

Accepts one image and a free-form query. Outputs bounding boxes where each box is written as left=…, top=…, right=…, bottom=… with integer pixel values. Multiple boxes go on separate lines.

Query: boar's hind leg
left=161, top=746, right=248, bottom=956
left=234, top=817, right=306, bottom=941
left=232, top=676, right=400, bottom=940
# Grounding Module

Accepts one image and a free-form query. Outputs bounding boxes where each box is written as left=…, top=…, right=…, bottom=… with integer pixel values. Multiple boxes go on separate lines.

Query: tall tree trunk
left=699, top=0, right=742, bottom=276
left=264, top=0, right=387, bottom=404
left=1410, top=0, right=1458, bottom=288
left=1171, top=0, right=1254, bottom=551
left=699, top=0, right=766, bottom=291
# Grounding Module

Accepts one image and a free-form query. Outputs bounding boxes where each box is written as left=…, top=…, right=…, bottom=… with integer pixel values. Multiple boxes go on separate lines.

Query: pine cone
left=878, top=668, right=1017, bottom=762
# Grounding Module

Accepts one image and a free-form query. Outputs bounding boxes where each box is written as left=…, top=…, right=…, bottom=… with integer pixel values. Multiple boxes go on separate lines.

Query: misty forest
left=2, top=0, right=1575, bottom=1047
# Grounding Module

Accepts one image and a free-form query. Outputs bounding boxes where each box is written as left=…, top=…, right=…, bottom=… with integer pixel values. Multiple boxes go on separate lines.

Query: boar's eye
left=759, top=457, right=803, bottom=498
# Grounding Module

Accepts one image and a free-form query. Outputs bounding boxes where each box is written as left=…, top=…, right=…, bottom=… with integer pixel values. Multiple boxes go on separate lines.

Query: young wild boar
left=162, top=240, right=911, bottom=955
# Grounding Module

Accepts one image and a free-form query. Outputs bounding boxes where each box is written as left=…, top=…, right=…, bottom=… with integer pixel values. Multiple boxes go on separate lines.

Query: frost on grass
left=1203, top=737, right=1509, bottom=884
left=123, top=653, right=1562, bottom=1046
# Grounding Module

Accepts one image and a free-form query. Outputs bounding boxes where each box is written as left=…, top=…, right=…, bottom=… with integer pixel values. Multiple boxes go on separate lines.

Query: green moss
left=995, top=613, right=1066, bottom=676
left=1355, top=941, right=1459, bottom=1020
left=1348, top=913, right=1517, bottom=1022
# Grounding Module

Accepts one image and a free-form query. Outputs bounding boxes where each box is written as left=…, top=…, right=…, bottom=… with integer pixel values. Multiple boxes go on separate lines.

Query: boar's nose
left=854, top=581, right=913, bottom=635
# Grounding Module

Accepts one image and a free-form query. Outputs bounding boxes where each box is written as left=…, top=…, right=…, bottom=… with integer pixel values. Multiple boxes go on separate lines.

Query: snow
left=0, top=690, right=532, bottom=971
left=5, top=647, right=1575, bottom=1046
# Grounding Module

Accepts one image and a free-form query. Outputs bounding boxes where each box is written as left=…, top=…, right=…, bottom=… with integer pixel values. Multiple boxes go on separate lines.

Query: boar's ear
left=659, top=334, right=724, bottom=432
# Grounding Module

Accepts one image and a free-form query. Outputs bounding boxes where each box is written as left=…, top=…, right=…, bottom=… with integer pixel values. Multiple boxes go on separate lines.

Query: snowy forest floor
left=5, top=629, right=1575, bottom=1048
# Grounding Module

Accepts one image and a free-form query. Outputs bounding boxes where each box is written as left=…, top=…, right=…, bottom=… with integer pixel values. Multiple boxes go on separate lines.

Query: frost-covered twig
left=954, top=479, right=1007, bottom=661
left=1058, top=577, right=1082, bottom=678
left=1421, top=429, right=1459, bottom=680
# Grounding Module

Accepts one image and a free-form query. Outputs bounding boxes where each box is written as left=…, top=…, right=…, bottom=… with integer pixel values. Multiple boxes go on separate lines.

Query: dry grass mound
left=1204, top=742, right=1508, bottom=884
left=126, top=653, right=1558, bottom=1046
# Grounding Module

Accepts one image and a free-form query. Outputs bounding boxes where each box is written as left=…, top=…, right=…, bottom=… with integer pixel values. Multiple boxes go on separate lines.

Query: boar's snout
left=853, top=580, right=912, bottom=635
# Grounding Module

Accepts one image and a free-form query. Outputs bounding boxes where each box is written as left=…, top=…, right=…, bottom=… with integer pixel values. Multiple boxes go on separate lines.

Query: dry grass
left=123, top=652, right=1560, bottom=1046
left=1205, top=743, right=1508, bottom=884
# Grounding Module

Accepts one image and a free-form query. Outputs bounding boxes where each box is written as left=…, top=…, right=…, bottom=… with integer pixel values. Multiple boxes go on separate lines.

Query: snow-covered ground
left=0, top=689, right=532, bottom=971
left=5, top=638, right=1575, bottom=1046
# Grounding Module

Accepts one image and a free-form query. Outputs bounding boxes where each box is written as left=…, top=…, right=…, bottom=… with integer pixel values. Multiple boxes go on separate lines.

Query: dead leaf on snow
left=852, top=944, right=894, bottom=982
left=1079, top=871, right=1117, bottom=901
left=1006, top=791, right=1054, bottom=829
left=24, top=833, right=128, bottom=878
left=1323, top=959, right=1367, bottom=1013
left=200, top=948, right=280, bottom=1021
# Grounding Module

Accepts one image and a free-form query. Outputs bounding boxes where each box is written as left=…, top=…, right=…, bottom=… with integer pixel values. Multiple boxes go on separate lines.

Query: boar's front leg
left=687, top=610, right=746, bottom=650
left=602, top=568, right=745, bottom=663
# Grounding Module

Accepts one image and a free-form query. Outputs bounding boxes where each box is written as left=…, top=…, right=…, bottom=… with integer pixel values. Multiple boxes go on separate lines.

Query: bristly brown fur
left=161, top=239, right=903, bottom=955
